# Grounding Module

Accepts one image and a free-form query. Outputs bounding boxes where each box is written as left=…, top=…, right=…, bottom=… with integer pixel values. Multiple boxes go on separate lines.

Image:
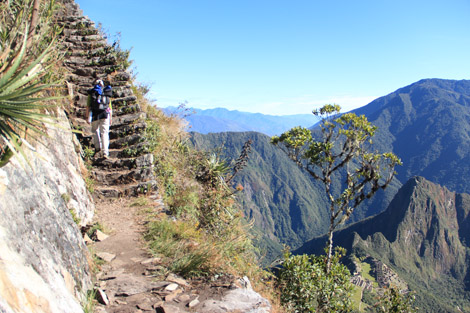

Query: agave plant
left=0, top=22, right=59, bottom=167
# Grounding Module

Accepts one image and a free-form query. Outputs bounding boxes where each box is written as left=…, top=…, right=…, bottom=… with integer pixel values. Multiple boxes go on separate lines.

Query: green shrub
left=278, top=248, right=354, bottom=312
left=362, top=289, right=376, bottom=306
left=81, top=288, right=96, bottom=313
left=373, top=287, right=417, bottom=313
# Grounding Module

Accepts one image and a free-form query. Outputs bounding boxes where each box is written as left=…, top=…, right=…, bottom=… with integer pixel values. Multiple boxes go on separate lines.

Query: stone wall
left=0, top=110, right=94, bottom=312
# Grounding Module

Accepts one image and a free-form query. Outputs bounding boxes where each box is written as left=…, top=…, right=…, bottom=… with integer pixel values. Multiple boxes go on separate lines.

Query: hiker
left=86, top=79, right=112, bottom=158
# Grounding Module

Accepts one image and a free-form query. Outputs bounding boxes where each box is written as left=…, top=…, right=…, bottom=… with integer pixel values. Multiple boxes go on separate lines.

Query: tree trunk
left=326, top=222, right=334, bottom=273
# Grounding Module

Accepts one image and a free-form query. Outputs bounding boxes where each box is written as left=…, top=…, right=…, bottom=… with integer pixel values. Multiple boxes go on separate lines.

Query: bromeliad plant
left=0, top=0, right=61, bottom=167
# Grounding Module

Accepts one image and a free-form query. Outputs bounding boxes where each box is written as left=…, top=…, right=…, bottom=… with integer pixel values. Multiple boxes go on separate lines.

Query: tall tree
left=271, top=104, right=401, bottom=272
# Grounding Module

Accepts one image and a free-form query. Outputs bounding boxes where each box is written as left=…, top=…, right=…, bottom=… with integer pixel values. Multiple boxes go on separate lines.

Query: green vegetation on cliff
left=296, top=177, right=470, bottom=312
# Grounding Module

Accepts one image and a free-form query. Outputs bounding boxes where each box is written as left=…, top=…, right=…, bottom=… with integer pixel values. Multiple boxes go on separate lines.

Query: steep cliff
left=0, top=110, right=94, bottom=312
left=0, top=1, right=101, bottom=311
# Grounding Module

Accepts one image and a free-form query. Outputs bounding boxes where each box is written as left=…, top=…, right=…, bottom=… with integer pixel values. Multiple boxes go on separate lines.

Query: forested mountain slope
left=296, top=176, right=470, bottom=312
left=190, top=79, right=470, bottom=264
left=190, top=131, right=329, bottom=259
left=190, top=131, right=401, bottom=261
left=355, top=78, right=470, bottom=194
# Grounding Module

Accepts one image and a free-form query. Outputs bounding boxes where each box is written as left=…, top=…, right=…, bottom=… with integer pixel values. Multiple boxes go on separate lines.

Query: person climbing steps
left=86, top=79, right=113, bottom=159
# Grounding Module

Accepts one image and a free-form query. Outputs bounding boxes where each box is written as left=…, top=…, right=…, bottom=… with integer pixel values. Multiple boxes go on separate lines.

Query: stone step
left=66, top=34, right=103, bottom=43
left=64, top=56, right=90, bottom=67
left=65, top=73, right=95, bottom=85
left=93, top=65, right=127, bottom=76
left=66, top=56, right=117, bottom=69
left=112, top=112, right=146, bottom=127
left=94, top=180, right=158, bottom=198
left=66, top=47, right=106, bottom=58
left=109, top=122, right=147, bottom=140
left=111, top=85, right=134, bottom=98
left=114, top=104, right=141, bottom=117
left=92, top=153, right=154, bottom=171
left=58, top=16, right=90, bottom=26
left=72, top=93, right=88, bottom=108
left=110, top=71, right=132, bottom=82
left=71, top=67, right=95, bottom=77
left=92, top=167, right=155, bottom=186
left=67, top=50, right=90, bottom=57
left=105, top=80, right=130, bottom=87
left=109, top=133, right=142, bottom=149
left=69, top=28, right=99, bottom=37
left=112, top=96, right=138, bottom=108
left=62, top=40, right=107, bottom=50
left=108, top=142, right=150, bottom=159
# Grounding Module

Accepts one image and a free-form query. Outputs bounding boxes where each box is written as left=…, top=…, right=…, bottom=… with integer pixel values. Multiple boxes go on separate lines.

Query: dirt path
left=90, top=196, right=196, bottom=313
left=89, top=196, right=273, bottom=313
left=93, top=198, right=150, bottom=274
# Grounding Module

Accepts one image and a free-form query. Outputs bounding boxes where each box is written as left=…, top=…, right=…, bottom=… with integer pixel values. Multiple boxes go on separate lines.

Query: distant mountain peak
left=352, top=78, right=470, bottom=194
left=297, top=176, right=470, bottom=312
left=162, top=106, right=320, bottom=136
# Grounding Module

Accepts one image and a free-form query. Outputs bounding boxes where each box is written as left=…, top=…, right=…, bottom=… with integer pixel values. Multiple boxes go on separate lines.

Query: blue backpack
left=89, top=85, right=112, bottom=113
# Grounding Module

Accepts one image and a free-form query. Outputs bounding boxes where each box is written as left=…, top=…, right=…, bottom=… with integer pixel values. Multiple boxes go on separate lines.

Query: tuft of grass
left=69, top=209, right=81, bottom=225
left=130, top=196, right=150, bottom=207
left=82, top=146, right=95, bottom=161
left=82, top=289, right=96, bottom=313
left=86, top=222, right=108, bottom=238
left=61, top=193, right=71, bottom=203
left=144, top=217, right=209, bottom=277
left=84, top=176, right=95, bottom=193
left=86, top=245, right=105, bottom=275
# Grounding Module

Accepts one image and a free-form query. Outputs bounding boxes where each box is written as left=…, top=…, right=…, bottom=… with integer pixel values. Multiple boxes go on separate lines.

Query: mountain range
left=190, top=130, right=401, bottom=261
left=190, top=78, right=470, bottom=311
left=353, top=79, right=470, bottom=194
left=190, top=131, right=329, bottom=261
left=296, top=176, right=470, bottom=312
left=163, top=107, right=320, bottom=136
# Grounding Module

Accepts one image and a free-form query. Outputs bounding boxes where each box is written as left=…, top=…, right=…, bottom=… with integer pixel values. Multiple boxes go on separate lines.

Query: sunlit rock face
left=0, top=110, right=94, bottom=313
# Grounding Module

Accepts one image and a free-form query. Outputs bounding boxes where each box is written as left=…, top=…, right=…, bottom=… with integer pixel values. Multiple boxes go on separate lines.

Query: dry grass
left=128, top=60, right=286, bottom=312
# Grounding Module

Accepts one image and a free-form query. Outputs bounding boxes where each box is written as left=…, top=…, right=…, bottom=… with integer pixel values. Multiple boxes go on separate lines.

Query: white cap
left=94, top=79, right=104, bottom=87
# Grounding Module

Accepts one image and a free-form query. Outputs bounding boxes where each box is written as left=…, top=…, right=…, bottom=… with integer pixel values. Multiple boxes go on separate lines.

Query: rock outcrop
left=0, top=110, right=94, bottom=312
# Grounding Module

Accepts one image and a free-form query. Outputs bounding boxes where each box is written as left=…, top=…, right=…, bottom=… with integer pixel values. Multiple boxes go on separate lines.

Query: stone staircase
left=54, top=2, right=273, bottom=312
left=58, top=0, right=157, bottom=198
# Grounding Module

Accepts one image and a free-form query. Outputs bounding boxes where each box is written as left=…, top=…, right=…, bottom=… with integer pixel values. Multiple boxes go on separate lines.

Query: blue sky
left=75, top=0, right=470, bottom=115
